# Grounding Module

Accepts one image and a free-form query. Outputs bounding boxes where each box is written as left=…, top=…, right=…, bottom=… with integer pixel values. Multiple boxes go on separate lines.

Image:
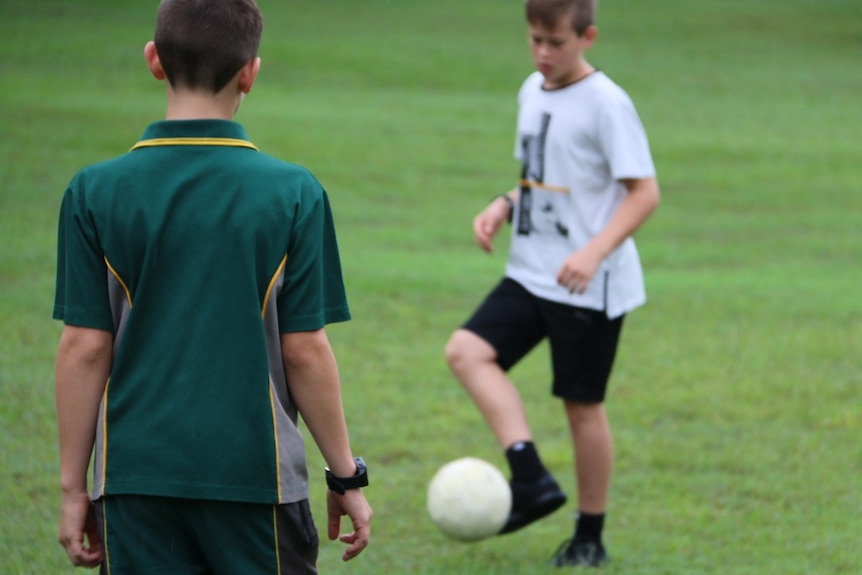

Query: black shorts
left=94, top=495, right=318, bottom=575
left=462, top=277, right=624, bottom=402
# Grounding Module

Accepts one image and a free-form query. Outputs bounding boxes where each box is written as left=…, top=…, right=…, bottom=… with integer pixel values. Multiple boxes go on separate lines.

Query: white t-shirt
left=506, top=71, right=656, bottom=319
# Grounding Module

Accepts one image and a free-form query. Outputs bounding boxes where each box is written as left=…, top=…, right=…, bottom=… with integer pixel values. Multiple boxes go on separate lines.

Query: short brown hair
left=525, top=0, right=596, bottom=36
left=154, top=0, right=263, bottom=93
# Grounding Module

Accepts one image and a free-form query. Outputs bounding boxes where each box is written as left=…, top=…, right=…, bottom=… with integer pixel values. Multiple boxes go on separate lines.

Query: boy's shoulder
left=587, top=71, right=634, bottom=102
left=63, top=146, right=326, bottom=218
left=252, top=149, right=318, bottom=180
left=518, top=71, right=544, bottom=100
left=66, top=152, right=139, bottom=192
left=245, top=151, right=327, bottom=197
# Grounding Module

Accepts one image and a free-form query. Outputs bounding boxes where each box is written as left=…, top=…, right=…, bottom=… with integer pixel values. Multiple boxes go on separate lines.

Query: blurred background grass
left=1, top=1, right=860, bottom=573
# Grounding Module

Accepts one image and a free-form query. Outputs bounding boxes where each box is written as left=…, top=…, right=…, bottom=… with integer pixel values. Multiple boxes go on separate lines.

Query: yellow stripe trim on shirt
left=105, top=257, right=133, bottom=309
left=272, top=505, right=282, bottom=573
left=269, top=383, right=282, bottom=501
left=130, top=138, right=259, bottom=151
left=101, top=258, right=127, bottom=508
left=263, top=256, right=288, bottom=501
left=262, top=256, right=288, bottom=319
left=519, top=178, right=571, bottom=193
left=101, top=489, right=112, bottom=572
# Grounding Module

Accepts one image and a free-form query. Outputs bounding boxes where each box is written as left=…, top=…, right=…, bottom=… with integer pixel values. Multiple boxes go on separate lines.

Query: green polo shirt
left=54, top=120, right=350, bottom=504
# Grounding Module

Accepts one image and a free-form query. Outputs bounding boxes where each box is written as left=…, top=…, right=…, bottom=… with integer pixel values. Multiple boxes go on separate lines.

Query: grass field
left=1, top=1, right=861, bottom=573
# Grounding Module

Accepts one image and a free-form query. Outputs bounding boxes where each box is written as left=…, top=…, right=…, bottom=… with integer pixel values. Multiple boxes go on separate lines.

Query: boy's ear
left=583, top=25, right=598, bottom=45
left=144, top=41, right=167, bottom=81
left=238, top=57, right=262, bottom=94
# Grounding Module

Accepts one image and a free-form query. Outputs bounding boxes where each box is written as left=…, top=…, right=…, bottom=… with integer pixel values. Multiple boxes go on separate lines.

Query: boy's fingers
left=339, top=529, right=370, bottom=561
left=327, top=513, right=342, bottom=541
left=63, top=539, right=101, bottom=568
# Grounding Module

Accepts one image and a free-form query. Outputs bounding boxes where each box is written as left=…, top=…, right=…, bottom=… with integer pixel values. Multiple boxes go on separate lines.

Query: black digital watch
left=325, top=457, right=368, bottom=494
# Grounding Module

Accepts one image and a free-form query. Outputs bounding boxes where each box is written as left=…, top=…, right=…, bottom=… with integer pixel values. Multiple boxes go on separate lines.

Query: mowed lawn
left=1, top=1, right=860, bottom=574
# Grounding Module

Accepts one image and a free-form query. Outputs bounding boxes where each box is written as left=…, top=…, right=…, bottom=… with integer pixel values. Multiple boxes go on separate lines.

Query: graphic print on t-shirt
left=518, top=112, right=568, bottom=239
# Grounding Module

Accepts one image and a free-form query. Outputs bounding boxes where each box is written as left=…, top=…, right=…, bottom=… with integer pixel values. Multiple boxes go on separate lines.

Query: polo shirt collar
left=132, top=120, right=257, bottom=151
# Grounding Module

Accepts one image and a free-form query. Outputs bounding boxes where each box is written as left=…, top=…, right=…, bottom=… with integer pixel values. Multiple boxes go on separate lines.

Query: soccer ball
left=427, top=457, right=512, bottom=542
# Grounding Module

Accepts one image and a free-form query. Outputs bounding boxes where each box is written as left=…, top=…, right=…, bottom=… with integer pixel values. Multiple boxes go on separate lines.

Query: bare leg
left=444, top=329, right=530, bottom=448
left=447, top=329, right=568, bottom=533
left=563, top=401, right=613, bottom=514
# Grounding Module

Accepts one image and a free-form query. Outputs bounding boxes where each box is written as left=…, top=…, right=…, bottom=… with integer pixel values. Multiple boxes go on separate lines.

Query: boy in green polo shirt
left=53, top=1, right=372, bottom=573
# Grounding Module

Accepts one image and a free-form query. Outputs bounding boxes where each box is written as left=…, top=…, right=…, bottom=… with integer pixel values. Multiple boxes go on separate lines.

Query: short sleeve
left=53, top=177, right=114, bottom=330
left=597, top=93, right=656, bottom=181
left=276, top=183, right=350, bottom=333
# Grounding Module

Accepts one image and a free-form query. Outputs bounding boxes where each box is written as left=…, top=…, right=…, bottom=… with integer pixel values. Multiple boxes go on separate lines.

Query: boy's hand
left=326, top=489, right=372, bottom=561
left=557, top=245, right=603, bottom=294
left=58, top=490, right=102, bottom=568
left=473, top=196, right=511, bottom=253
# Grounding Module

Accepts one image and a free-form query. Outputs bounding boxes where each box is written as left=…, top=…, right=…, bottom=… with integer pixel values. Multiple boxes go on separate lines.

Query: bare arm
left=281, top=329, right=372, bottom=561
left=557, top=176, right=660, bottom=293
left=55, top=325, right=113, bottom=568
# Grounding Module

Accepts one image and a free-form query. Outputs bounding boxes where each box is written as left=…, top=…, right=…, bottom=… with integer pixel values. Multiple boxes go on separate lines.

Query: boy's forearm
left=281, top=330, right=357, bottom=478
left=55, top=327, right=113, bottom=493
left=588, top=177, right=660, bottom=258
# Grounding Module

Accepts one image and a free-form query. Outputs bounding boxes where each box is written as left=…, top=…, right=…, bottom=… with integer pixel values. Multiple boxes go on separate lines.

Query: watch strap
left=325, top=457, right=368, bottom=494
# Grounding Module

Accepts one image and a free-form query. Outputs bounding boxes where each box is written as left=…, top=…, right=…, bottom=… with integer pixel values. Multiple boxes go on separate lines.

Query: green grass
left=1, top=0, right=861, bottom=573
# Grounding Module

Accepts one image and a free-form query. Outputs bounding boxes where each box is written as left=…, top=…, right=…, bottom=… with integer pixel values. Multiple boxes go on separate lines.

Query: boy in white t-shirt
left=445, top=0, right=660, bottom=567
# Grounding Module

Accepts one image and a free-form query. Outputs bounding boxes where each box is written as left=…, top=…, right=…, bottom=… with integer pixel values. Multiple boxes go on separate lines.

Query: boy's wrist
left=494, top=194, right=515, bottom=223
left=325, top=457, right=369, bottom=494
left=60, top=481, right=89, bottom=496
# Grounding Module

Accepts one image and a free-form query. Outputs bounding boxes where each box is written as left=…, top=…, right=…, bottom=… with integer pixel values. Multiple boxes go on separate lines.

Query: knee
left=444, top=331, right=467, bottom=371
left=444, top=329, right=485, bottom=374
left=565, top=401, right=608, bottom=426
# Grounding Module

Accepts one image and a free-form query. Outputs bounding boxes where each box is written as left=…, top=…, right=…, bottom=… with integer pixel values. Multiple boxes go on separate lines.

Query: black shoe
left=549, top=538, right=609, bottom=568
left=498, top=472, right=567, bottom=534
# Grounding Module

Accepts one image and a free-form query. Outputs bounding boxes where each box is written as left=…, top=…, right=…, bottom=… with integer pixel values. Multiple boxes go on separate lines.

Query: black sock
left=504, top=441, right=546, bottom=482
left=574, top=512, right=605, bottom=544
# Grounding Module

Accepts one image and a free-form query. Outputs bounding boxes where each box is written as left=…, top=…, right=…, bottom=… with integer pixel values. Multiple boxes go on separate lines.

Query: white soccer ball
left=427, top=457, right=512, bottom=542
